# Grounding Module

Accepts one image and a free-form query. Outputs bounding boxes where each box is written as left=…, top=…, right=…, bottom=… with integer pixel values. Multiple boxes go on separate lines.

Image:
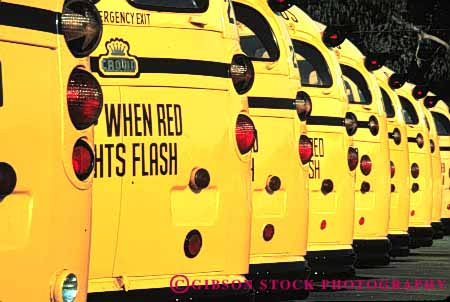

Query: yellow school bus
left=395, top=83, right=434, bottom=248
left=374, top=68, right=411, bottom=257
left=0, top=1, right=103, bottom=301
left=421, top=95, right=444, bottom=239
left=281, top=7, right=357, bottom=279
left=429, top=100, right=450, bottom=235
left=88, top=0, right=256, bottom=301
left=338, top=40, right=391, bottom=266
left=233, top=0, right=311, bottom=298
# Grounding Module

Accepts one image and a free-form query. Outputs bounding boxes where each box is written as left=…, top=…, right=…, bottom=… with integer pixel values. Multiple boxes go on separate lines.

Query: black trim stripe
left=307, top=116, right=344, bottom=126
left=0, top=62, right=3, bottom=107
left=358, top=121, right=370, bottom=128
left=408, top=137, right=417, bottom=143
left=388, top=132, right=395, bottom=139
left=0, top=2, right=60, bottom=34
left=440, top=146, right=450, bottom=151
left=248, top=97, right=295, bottom=110
left=90, top=57, right=230, bottom=78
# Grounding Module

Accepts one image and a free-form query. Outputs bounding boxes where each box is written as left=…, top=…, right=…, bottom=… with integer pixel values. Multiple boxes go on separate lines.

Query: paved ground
left=302, top=236, right=450, bottom=301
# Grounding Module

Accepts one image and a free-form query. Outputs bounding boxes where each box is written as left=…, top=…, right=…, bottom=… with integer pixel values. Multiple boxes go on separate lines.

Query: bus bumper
left=408, top=226, right=434, bottom=248
left=305, top=249, right=355, bottom=280
left=431, top=221, right=445, bottom=239
left=87, top=285, right=254, bottom=302
left=441, top=218, right=450, bottom=235
left=387, top=234, right=410, bottom=257
left=247, top=261, right=310, bottom=300
left=352, top=239, right=391, bottom=267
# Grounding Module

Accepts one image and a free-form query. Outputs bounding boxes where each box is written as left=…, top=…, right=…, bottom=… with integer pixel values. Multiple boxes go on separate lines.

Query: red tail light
left=299, top=135, right=313, bottom=165
left=230, top=54, right=254, bottom=95
left=235, top=114, right=256, bottom=154
left=263, top=224, right=275, bottom=241
left=72, top=139, right=94, bottom=181
left=184, top=230, right=202, bottom=258
left=411, top=163, right=419, bottom=178
left=347, top=147, right=359, bottom=171
left=0, top=162, right=17, bottom=199
left=61, top=0, right=102, bottom=57
left=67, top=68, right=103, bottom=130
left=360, top=155, right=372, bottom=176
left=390, top=161, right=395, bottom=178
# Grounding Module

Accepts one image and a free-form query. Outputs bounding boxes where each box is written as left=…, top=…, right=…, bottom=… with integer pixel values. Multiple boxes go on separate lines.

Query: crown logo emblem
left=99, top=38, right=139, bottom=77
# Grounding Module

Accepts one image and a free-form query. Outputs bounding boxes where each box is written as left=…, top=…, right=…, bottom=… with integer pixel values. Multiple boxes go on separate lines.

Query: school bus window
left=234, top=3, right=280, bottom=61
left=292, top=40, right=332, bottom=88
left=128, top=0, right=208, bottom=12
left=340, top=65, right=372, bottom=104
left=380, top=87, right=396, bottom=118
left=398, top=96, right=419, bottom=125
left=431, top=112, right=450, bottom=136
left=343, top=79, right=355, bottom=103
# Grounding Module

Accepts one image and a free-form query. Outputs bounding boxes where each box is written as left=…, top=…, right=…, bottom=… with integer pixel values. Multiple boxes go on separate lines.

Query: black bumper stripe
left=248, top=96, right=295, bottom=110
left=440, top=146, right=450, bottom=151
left=307, top=116, right=344, bottom=126
left=408, top=137, right=417, bottom=143
left=0, top=2, right=60, bottom=34
left=358, top=121, right=370, bottom=128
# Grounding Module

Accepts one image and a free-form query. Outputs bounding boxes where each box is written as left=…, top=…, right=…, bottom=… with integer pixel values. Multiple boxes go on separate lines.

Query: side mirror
left=388, top=73, right=406, bottom=90
left=322, top=25, right=350, bottom=48
left=268, top=0, right=293, bottom=12
left=412, top=85, right=429, bottom=100
left=423, top=95, right=439, bottom=108
left=364, top=53, right=388, bottom=71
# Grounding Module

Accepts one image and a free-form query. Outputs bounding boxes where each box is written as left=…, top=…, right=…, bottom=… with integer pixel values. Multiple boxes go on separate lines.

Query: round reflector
left=189, top=168, right=210, bottom=191
left=359, top=217, right=365, bottom=225
left=266, top=175, right=281, bottom=194
left=321, top=179, right=334, bottom=195
left=62, top=0, right=103, bottom=57
left=411, top=210, right=416, bottom=216
left=361, top=181, right=370, bottom=193
left=72, top=139, right=94, bottom=181
left=0, top=162, right=17, bottom=198
left=320, top=220, right=327, bottom=230
left=184, top=230, right=202, bottom=258
left=391, top=184, right=396, bottom=192
left=263, top=224, right=275, bottom=241
left=235, top=114, right=256, bottom=154
left=299, top=135, right=313, bottom=165
left=360, top=155, right=372, bottom=176
left=230, top=54, right=254, bottom=95
left=411, top=183, right=419, bottom=192
left=67, top=68, right=103, bottom=130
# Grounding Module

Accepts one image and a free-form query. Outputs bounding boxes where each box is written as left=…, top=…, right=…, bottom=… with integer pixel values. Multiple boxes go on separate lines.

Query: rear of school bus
left=0, top=1, right=103, bottom=302
left=375, top=68, right=411, bottom=257
left=396, top=83, right=434, bottom=248
left=87, top=1, right=256, bottom=301
left=233, top=0, right=311, bottom=299
left=281, top=7, right=356, bottom=279
left=338, top=40, right=391, bottom=267
left=421, top=96, right=444, bottom=239
left=430, top=101, right=450, bottom=235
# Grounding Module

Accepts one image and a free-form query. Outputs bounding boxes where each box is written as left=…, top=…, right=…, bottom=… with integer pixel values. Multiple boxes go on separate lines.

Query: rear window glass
left=128, top=0, right=208, bottom=12
left=340, top=64, right=372, bottom=104
left=343, top=79, right=355, bottom=103
left=431, top=112, right=450, bottom=136
left=398, top=96, right=419, bottom=125
left=380, top=88, right=396, bottom=118
left=234, top=2, right=280, bottom=61
left=292, top=40, right=332, bottom=88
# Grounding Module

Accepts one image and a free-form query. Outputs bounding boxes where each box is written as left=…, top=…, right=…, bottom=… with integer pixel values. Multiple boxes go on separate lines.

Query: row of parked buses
left=0, top=0, right=449, bottom=302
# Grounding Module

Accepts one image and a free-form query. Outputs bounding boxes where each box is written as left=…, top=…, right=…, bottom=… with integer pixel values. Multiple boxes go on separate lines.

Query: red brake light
left=235, top=114, right=256, bottom=154
left=390, top=161, right=395, bottom=178
left=360, top=155, right=372, bottom=176
left=347, top=147, right=359, bottom=171
left=72, top=139, right=94, bottom=181
left=67, top=68, right=103, bottom=130
left=0, top=162, right=17, bottom=199
left=299, top=135, right=313, bottom=165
